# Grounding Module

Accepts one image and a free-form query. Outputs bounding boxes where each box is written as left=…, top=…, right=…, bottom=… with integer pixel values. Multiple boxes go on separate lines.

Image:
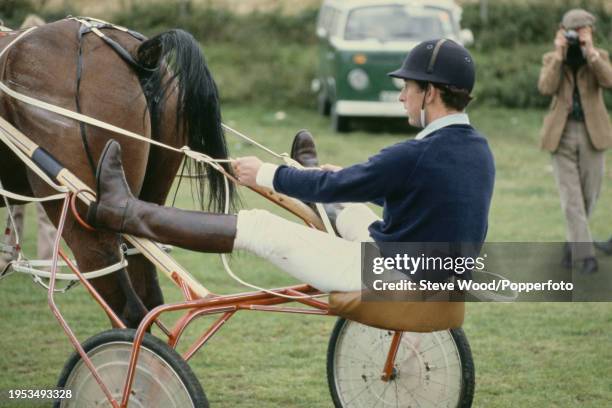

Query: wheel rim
left=333, top=322, right=463, bottom=408
left=61, top=341, right=195, bottom=408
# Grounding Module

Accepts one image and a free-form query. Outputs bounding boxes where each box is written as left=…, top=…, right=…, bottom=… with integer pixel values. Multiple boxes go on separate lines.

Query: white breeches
left=234, top=204, right=380, bottom=292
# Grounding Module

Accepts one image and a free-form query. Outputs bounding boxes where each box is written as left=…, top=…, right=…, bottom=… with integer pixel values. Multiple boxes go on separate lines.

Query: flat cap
left=561, top=9, right=596, bottom=29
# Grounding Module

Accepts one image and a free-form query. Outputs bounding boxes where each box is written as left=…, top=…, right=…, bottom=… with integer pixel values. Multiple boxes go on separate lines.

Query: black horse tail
left=135, top=29, right=234, bottom=212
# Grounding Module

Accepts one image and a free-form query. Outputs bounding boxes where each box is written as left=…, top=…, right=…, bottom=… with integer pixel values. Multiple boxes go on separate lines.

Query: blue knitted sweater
left=273, top=124, right=495, bottom=244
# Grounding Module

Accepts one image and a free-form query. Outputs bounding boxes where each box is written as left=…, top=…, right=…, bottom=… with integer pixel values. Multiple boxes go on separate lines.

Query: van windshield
left=344, top=5, right=454, bottom=41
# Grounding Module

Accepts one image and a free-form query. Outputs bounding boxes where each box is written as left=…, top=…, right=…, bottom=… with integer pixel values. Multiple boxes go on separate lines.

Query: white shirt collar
left=414, top=113, right=470, bottom=140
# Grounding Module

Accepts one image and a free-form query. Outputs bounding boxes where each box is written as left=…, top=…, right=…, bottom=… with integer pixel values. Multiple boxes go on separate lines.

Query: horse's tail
left=135, top=29, right=233, bottom=212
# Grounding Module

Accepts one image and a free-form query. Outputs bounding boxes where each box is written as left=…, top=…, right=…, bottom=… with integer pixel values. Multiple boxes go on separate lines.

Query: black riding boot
left=290, top=130, right=344, bottom=228
left=87, top=140, right=237, bottom=253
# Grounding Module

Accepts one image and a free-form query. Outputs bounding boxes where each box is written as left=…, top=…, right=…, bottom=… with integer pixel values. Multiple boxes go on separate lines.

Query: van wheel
left=318, top=93, right=331, bottom=116
left=331, top=105, right=350, bottom=132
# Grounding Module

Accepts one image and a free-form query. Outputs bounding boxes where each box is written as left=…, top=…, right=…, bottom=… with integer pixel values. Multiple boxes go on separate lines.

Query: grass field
left=0, top=104, right=611, bottom=407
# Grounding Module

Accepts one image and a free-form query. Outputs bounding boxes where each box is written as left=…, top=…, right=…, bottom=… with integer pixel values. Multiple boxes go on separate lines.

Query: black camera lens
left=564, top=30, right=580, bottom=46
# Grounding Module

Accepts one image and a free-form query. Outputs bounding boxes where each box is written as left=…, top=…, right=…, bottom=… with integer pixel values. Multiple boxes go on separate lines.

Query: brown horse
left=0, top=18, right=234, bottom=327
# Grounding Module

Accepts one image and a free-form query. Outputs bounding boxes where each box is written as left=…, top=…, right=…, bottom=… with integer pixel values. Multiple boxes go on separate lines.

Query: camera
left=564, top=30, right=580, bottom=46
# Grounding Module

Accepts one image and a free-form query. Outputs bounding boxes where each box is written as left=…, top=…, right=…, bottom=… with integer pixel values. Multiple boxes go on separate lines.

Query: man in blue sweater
left=87, top=39, right=495, bottom=293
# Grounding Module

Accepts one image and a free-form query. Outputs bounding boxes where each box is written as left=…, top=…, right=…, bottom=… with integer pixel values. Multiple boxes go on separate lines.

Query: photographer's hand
left=554, top=29, right=567, bottom=59
left=578, top=27, right=597, bottom=59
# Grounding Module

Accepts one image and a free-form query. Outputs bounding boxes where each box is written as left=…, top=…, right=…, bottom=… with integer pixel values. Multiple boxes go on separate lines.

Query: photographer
left=538, top=9, right=612, bottom=274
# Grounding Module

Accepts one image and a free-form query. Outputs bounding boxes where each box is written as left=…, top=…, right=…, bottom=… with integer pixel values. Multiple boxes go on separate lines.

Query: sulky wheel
left=54, top=329, right=207, bottom=408
left=327, top=318, right=474, bottom=408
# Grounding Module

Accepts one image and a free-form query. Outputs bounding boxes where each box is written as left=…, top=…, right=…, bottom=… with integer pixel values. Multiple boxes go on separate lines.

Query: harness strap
left=71, top=17, right=154, bottom=74
left=71, top=17, right=153, bottom=176
left=0, top=187, right=64, bottom=202
left=71, top=16, right=147, bottom=41
left=75, top=24, right=96, bottom=176
left=10, top=257, right=128, bottom=281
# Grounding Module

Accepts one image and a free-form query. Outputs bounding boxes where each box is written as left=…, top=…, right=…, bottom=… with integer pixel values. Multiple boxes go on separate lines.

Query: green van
left=313, top=0, right=473, bottom=132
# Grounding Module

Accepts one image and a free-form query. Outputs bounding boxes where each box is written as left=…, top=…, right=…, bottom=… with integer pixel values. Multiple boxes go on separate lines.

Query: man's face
left=565, top=26, right=593, bottom=45
left=399, top=80, right=426, bottom=127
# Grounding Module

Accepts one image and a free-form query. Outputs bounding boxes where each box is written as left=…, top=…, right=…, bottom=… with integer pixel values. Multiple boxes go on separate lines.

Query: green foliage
left=469, top=43, right=612, bottom=110
left=462, top=0, right=612, bottom=51
left=112, top=1, right=318, bottom=45
left=0, top=0, right=36, bottom=28
left=471, top=44, right=551, bottom=109
left=2, top=0, right=611, bottom=110
left=204, top=42, right=317, bottom=108
left=462, top=1, right=612, bottom=109
left=110, top=1, right=319, bottom=108
left=111, top=0, right=609, bottom=110
left=0, top=0, right=73, bottom=29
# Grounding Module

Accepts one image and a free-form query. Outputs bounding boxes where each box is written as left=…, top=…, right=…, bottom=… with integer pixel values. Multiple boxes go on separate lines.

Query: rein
left=0, top=20, right=332, bottom=299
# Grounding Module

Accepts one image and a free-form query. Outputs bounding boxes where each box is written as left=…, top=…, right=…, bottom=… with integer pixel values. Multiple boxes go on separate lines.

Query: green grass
left=0, top=105, right=611, bottom=407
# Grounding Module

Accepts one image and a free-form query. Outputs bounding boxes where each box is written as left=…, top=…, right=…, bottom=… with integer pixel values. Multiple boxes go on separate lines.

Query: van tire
left=318, top=93, right=331, bottom=116
left=331, top=104, right=350, bottom=132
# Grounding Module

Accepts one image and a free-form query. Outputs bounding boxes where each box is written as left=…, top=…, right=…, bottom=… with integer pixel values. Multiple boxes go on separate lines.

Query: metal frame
left=46, top=196, right=404, bottom=408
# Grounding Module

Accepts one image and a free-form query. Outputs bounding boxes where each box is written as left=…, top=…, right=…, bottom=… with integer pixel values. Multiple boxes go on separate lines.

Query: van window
left=319, top=7, right=341, bottom=36
left=344, top=5, right=454, bottom=41
left=317, top=6, right=330, bottom=31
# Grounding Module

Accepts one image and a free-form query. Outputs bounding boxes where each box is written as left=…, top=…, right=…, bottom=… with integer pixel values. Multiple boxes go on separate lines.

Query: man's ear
left=426, top=84, right=438, bottom=104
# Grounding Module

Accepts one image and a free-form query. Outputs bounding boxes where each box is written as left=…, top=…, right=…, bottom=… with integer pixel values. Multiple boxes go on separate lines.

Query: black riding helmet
left=388, top=39, right=475, bottom=93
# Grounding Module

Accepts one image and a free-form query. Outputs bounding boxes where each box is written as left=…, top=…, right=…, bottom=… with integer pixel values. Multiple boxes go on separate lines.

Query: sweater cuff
left=256, top=163, right=279, bottom=190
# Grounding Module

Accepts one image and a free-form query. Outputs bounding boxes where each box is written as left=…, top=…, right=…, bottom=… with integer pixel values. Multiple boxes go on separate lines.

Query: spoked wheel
left=54, top=329, right=207, bottom=408
left=327, top=318, right=474, bottom=408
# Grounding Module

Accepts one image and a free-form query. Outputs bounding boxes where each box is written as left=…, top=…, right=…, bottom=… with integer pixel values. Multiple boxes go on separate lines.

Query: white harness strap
left=10, top=257, right=128, bottom=281
left=0, top=188, right=65, bottom=203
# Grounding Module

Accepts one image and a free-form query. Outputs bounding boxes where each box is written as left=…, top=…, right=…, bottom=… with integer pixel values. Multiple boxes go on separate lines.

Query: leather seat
left=329, top=289, right=465, bottom=332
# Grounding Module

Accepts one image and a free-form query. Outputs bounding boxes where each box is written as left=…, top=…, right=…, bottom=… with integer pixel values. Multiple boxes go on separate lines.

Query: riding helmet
left=388, top=39, right=475, bottom=93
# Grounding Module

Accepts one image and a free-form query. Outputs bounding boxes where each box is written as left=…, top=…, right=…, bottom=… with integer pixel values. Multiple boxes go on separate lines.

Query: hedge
left=1, top=0, right=610, bottom=109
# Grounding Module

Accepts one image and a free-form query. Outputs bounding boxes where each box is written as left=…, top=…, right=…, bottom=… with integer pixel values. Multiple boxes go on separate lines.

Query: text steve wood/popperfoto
left=372, top=278, right=574, bottom=293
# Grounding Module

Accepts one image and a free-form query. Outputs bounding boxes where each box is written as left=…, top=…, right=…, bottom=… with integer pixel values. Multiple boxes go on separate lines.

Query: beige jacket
left=538, top=48, right=612, bottom=152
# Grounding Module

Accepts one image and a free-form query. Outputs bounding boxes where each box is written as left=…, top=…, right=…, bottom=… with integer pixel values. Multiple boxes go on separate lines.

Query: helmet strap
left=420, top=83, right=429, bottom=128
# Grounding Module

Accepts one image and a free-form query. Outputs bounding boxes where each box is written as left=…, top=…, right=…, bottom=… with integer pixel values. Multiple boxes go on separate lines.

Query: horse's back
left=0, top=19, right=151, bottom=194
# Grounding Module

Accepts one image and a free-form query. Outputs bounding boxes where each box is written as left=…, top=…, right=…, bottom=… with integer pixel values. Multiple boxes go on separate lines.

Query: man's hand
left=232, top=156, right=262, bottom=188
left=578, top=26, right=597, bottom=59
left=554, top=28, right=568, bottom=59
left=321, top=164, right=343, bottom=172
